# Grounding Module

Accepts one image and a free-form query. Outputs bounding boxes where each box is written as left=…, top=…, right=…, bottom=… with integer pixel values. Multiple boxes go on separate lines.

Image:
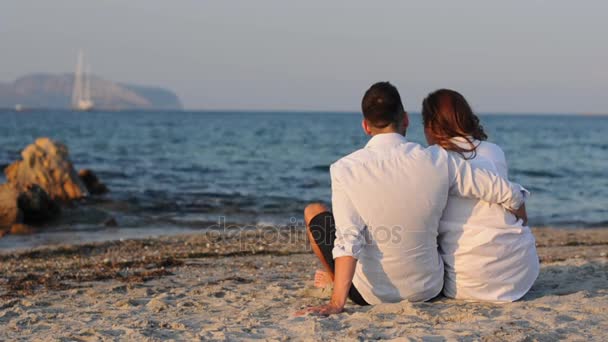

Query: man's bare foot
left=314, top=270, right=333, bottom=288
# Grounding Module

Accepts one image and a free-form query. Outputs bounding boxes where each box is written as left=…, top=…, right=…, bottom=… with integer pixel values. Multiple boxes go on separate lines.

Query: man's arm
left=296, top=165, right=365, bottom=316
left=510, top=203, right=528, bottom=225
left=447, top=152, right=529, bottom=211
left=296, top=256, right=357, bottom=316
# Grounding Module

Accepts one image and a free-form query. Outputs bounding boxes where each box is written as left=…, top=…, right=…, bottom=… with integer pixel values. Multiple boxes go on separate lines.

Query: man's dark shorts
left=308, top=211, right=369, bottom=306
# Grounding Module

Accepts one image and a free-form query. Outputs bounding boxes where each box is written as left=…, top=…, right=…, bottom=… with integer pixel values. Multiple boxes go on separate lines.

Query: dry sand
left=1, top=227, right=607, bottom=341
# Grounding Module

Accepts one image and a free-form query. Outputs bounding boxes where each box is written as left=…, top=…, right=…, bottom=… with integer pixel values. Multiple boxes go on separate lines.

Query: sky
left=1, top=1, right=607, bottom=113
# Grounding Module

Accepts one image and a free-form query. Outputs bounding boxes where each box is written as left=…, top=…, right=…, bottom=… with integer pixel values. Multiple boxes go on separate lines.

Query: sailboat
left=71, top=50, right=95, bottom=111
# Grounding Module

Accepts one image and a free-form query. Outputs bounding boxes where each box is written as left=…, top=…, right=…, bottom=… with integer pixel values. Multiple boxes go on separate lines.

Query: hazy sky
left=2, top=1, right=607, bottom=113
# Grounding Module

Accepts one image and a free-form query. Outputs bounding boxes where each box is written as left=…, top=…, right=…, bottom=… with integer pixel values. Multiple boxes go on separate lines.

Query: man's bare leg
left=304, top=203, right=334, bottom=288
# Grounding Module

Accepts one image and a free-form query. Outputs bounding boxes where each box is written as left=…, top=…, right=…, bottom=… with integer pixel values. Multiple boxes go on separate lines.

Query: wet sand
left=1, top=227, right=607, bottom=341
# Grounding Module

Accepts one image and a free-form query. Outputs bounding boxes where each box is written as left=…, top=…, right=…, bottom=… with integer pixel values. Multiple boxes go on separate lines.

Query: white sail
left=71, top=50, right=84, bottom=108
left=72, top=50, right=94, bottom=111
left=84, top=64, right=92, bottom=103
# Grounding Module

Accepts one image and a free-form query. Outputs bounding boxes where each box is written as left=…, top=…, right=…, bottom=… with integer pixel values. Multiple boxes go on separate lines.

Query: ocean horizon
left=5, top=106, right=608, bottom=116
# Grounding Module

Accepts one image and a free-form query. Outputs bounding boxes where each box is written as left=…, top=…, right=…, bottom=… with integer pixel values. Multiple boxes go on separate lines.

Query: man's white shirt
left=330, top=133, right=527, bottom=304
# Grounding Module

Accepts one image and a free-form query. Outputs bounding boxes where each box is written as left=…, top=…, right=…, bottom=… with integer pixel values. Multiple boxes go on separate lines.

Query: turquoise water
left=0, top=110, right=606, bottom=248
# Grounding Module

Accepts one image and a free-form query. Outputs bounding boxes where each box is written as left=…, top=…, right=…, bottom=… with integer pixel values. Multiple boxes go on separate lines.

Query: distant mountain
left=0, top=73, right=182, bottom=110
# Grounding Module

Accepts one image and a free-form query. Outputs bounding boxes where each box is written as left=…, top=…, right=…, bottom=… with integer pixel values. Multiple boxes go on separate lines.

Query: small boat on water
left=15, top=104, right=24, bottom=112
left=71, top=50, right=95, bottom=112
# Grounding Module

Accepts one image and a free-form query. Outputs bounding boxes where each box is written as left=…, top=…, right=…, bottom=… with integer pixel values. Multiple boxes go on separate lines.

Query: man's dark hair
left=361, top=82, right=404, bottom=128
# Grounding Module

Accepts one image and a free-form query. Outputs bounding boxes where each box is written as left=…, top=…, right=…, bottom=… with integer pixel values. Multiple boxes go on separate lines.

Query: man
left=297, top=82, right=528, bottom=315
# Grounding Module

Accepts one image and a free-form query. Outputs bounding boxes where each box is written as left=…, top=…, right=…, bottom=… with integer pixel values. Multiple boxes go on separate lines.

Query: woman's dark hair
left=421, top=89, right=487, bottom=159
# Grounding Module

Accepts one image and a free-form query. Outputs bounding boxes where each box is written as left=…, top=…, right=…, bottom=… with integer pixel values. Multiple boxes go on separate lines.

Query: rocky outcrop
left=0, top=138, right=112, bottom=238
left=18, top=184, right=61, bottom=224
left=0, top=184, right=21, bottom=228
left=8, top=224, right=34, bottom=235
left=78, top=169, right=109, bottom=195
left=0, top=184, right=39, bottom=237
left=0, top=179, right=62, bottom=233
left=5, top=138, right=88, bottom=201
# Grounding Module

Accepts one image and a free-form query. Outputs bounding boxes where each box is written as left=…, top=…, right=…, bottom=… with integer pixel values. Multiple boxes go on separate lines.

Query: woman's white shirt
left=439, top=138, right=539, bottom=302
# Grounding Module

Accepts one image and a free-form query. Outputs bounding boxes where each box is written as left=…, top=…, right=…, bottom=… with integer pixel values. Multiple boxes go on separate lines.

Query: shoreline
left=2, top=223, right=606, bottom=253
left=1, top=226, right=607, bottom=340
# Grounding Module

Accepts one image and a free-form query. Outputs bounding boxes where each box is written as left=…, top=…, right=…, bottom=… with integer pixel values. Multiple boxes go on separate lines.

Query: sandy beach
left=1, top=227, right=607, bottom=341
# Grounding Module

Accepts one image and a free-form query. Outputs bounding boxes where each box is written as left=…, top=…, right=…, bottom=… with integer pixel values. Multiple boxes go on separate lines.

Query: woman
left=422, top=89, right=539, bottom=302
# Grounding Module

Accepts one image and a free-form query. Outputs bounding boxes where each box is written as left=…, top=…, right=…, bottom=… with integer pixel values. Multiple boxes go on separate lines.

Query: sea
left=0, top=110, right=606, bottom=249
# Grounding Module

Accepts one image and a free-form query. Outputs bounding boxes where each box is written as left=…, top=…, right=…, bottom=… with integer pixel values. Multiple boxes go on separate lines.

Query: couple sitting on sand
left=297, top=82, right=539, bottom=316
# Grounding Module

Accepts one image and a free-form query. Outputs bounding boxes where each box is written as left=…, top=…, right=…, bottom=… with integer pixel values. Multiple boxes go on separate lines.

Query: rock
left=9, top=223, right=34, bottom=235
left=78, top=169, right=108, bottom=195
left=4, top=138, right=88, bottom=201
left=17, top=184, right=60, bottom=224
left=104, top=217, right=118, bottom=227
left=0, top=184, right=22, bottom=228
